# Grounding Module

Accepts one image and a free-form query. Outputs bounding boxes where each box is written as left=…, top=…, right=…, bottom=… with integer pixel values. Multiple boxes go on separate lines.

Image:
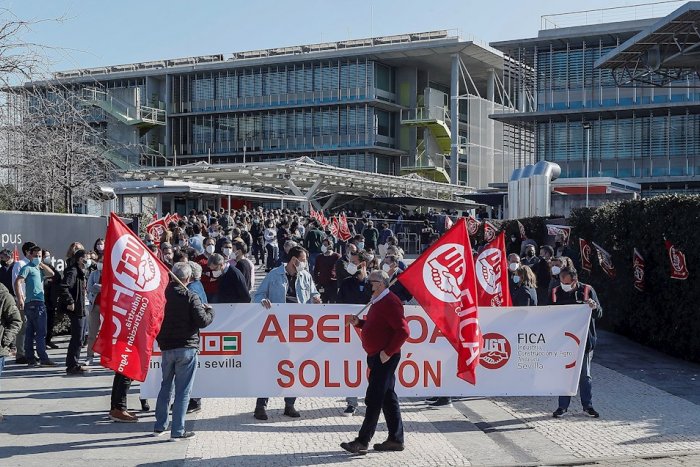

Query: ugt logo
left=424, top=243, right=466, bottom=302
left=111, top=235, right=160, bottom=292
left=480, top=332, right=511, bottom=370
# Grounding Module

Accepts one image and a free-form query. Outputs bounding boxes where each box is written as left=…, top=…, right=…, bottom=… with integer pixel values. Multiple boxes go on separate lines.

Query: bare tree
left=0, top=10, right=148, bottom=213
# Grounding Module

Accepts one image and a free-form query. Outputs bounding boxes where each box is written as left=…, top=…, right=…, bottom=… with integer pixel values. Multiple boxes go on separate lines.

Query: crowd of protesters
left=0, top=204, right=601, bottom=447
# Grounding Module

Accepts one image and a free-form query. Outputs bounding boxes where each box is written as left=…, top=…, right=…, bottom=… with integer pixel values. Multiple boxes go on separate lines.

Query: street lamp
left=582, top=122, right=592, bottom=208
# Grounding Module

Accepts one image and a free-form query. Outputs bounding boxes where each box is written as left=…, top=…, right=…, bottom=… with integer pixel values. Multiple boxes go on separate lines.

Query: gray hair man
left=153, top=261, right=214, bottom=440
left=342, top=269, right=409, bottom=454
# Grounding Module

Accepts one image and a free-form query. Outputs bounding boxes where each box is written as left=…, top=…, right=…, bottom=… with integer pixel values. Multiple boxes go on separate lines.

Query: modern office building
left=490, top=1, right=700, bottom=195
left=23, top=30, right=514, bottom=194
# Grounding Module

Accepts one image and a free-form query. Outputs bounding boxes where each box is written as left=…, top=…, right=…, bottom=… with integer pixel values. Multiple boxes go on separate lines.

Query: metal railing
left=540, top=0, right=684, bottom=30
left=172, top=87, right=383, bottom=114
left=175, top=133, right=373, bottom=156
left=400, top=105, right=450, bottom=123
left=81, top=87, right=165, bottom=125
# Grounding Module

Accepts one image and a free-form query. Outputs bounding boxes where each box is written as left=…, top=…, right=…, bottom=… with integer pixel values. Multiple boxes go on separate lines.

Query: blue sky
left=3, top=0, right=685, bottom=72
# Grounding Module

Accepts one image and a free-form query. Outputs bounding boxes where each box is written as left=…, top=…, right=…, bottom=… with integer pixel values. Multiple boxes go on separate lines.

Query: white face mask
left=296, top=261, right=308, bottom=272
left=551, top=266, right=561, bottom=276
left=205, top=245, right=215, bottom=255
left=345, top=262, right=358, bottom=275
left=211, top=269, right=223, bottom=278
left=321, top=245, right=328, bottom=254
left=85, top=259, right=93, bottom=269
left=381, top=263, right=392, bottom=273
left=560, top=282, right=574, bottom=292
left=222, top=248, right=232, bottom=258
left=509, top=262, right=519, bottom=272
left=210, top=231, right=219, bottom=238
left=43, top=256, right=52, bottom=265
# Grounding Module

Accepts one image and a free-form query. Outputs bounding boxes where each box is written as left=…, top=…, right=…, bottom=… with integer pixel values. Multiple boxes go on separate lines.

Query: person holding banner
left=550, top=267, right=602, bottom=419
left=154, top=262, right=214, bottom=440
left=253, top=245, right=321, bottom=421
left=342, top=270, right=409, bottom=455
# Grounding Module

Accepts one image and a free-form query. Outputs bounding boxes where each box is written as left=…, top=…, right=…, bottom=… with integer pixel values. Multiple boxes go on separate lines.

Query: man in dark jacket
left=0, top=282, right=21, bottom=421
left=154, top=262, right=214, bottom=440
left=549, top=267, right=602, bottom=419
left=303, top=221, right=325, bottom=274
left=207, top=254, right=251, bottom=304
left=58, top=249, right=88, bottom=375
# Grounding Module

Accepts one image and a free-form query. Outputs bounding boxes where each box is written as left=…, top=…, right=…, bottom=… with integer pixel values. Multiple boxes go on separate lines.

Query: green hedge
left=567, top=195, right=700, bottom=363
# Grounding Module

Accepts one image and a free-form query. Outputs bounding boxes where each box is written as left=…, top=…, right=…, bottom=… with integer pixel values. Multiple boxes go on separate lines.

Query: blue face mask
left=512, top=275, right=521, bottom=284
left=31, top=257, right=41, bottom=267
left=357, top=242, right=365, bottom=250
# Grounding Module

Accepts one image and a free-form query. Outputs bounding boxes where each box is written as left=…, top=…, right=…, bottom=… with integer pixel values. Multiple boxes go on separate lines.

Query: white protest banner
left=140, top=304, right=591, bottom=398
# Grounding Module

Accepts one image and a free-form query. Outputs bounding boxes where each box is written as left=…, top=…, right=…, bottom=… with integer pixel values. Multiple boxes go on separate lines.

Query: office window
left=192, top=75, right=214, bottom=102
left=375, top=63, right=393, bottom=92
left=216, top=73, right=238, bottom=99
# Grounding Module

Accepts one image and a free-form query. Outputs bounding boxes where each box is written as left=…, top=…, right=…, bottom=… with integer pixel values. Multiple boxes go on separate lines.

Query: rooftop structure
left=489, top=1, right=700, bottom=196
left=17, top=30, right=516, bottom=213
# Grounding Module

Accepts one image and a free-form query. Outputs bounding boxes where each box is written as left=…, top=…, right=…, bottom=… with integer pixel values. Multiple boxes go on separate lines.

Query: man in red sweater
left=342, top=270, right=410, bottom=455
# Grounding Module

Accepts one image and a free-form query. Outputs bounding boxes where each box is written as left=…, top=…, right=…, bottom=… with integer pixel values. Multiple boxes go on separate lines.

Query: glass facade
left=498, top=32, right=700, bottom=184
left=167, top=59, right=402, bottom=173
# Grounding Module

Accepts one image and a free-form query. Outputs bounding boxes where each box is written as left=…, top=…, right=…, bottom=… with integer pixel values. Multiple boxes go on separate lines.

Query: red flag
left=12, top=245, right=19, bottom=262
left=466, top=217, right=480, bottom=237
left=517, top=221, right=527, bottom=240
left=445, top=215, right=454, bottom=231
left=592, top=241, right=616, bottom=279
left=579, top=239, right=593, bottom=272
left=483, top=221, right=497, bottom=243
left=666, top=240, right=689, bottom=280
left=547, top=224, right=571, bottom=245
left=633, top=248, right=645, bottom=292
left=397, top=218, right=480, bottom=385
left=330, top=216, right=340, bottom=237
left=309, top=204, right=318, bottom=221
left=146, top=218, right=167, bottom=247
left=475, top=232, right=511, bottom=307
left=94, top=213, right=170, bottom=381
left=338, top=214, right=352, bottom=241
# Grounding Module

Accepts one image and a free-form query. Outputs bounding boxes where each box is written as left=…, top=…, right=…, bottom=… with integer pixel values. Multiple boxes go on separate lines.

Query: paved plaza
left=0, top=327, right=698, bottom=466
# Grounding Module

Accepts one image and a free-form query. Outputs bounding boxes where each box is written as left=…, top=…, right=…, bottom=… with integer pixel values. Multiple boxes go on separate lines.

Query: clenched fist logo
left=423, top=244, right=466, bottom=302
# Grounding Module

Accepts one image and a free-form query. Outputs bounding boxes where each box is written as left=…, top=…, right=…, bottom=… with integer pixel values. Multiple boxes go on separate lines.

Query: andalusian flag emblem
left=223, top=335, right=238, bottom=352
left=200, top=332, right=242, bottom=355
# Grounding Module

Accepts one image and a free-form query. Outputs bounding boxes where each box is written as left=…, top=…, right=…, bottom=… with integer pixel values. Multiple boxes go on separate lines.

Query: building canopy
left=120, top=157, right=472, bottom=210
left=595, top=2, right=700, bottom=85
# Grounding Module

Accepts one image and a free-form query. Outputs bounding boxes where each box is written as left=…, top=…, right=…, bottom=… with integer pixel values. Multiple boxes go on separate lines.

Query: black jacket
left=213, top=265, right=251, bottom=304
left=157, top=283, right=214, bottom=351
left=389, top=270, right=413, bottom=303
left=0, top=283, right=21, bottom=357
left=548, top=282, right=603, bottom=353
left=337, top=276, right=373, bottom=305
left=511, top=285, right=538, bottom=306
left=58, top=264, right=87, bottom=317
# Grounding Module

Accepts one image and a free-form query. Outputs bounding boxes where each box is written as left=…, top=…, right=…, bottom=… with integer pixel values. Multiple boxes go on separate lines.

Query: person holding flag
left=342, top=270, right=409, bottom=455
left=153, top=262, right=215, bottom=439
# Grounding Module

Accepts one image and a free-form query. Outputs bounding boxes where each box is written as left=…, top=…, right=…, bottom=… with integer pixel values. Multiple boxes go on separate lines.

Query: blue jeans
left=24, top=301, right=49, bottom=363
left=309, top=252, right=320, bottom=274
left=154, top=347, right=198, bottom=437
left=559, top=351, right=593, bottom=410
